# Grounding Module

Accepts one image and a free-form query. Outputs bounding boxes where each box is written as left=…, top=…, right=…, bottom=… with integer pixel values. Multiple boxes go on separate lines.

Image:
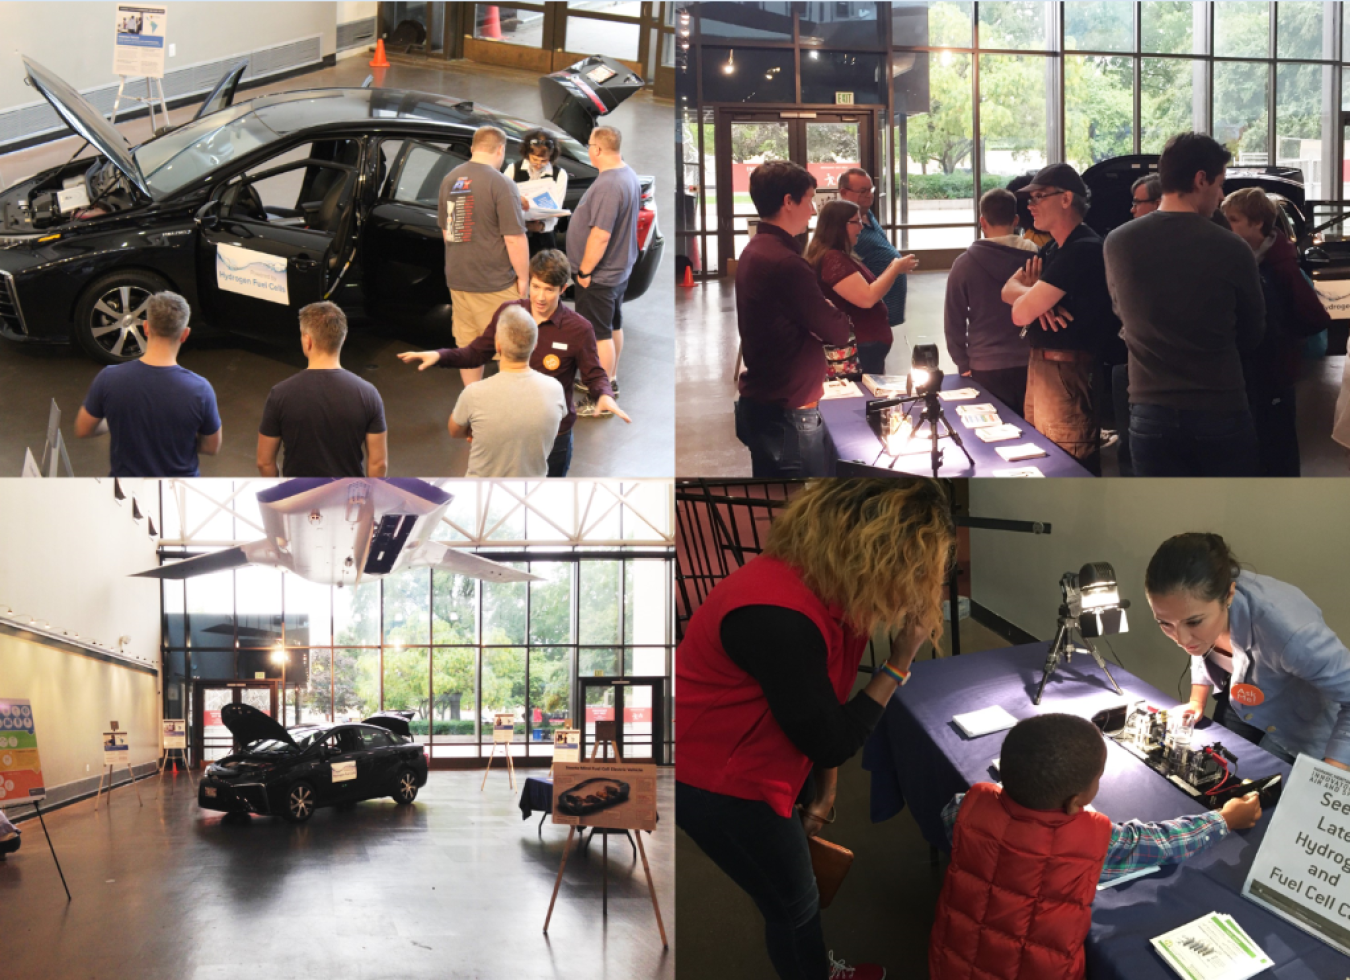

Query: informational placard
left=552, top=729, right=581, bottom=764
left=162, top=719, right=186, bottom=749
left=1315, top=279, right=1350, bottom=320
left=216, top=243, right=290, bottom=306
left=595, top=720, right=618, bottom=743
left=103, top=731, right=129, bottom=767
left=552, top=762, right=656, bottom=832
left=331, top=760, right=356, bottom=783
left=113, top=4, right=168, bottom=78
left=0, top=699, right=45, bottom=805
left=493, top=713, right=515, bottom=744
left=1243, top=754, right=1350, bottom=956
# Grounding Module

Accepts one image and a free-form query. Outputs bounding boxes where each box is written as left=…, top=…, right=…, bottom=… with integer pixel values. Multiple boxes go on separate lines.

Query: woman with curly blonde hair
left=677, top=478, right=954, bottom=980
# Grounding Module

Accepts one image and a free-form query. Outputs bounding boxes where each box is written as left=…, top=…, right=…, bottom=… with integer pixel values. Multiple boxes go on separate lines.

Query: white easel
left=95, top=726, right=143, bottom=811
left=481, top=714, right=518, bottom=791
left=111, top=75, right=170, bottom=134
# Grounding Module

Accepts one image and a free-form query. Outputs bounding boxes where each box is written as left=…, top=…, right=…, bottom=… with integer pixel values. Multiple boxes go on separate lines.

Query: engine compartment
left=0, top=156, right=138, bottom=234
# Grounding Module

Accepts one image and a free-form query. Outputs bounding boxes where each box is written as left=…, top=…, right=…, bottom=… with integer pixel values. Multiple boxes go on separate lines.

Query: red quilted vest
left=676, top=555, right=868, bottom=818
left=929, top=782, right=1113, bottom=980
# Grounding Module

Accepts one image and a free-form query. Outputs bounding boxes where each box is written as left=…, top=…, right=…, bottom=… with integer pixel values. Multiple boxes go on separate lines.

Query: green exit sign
left=835, top=91, right=854, bottom=105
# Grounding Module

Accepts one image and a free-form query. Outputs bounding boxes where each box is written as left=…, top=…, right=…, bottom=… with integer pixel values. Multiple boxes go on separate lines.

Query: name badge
left=552, top=342, right=568, bottom=351
left=1231, top=683, right=1265, bottom=707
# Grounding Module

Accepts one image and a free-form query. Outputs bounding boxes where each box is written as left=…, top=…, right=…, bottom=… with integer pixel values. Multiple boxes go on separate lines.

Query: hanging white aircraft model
left=133, top=478, right=540, bottom=586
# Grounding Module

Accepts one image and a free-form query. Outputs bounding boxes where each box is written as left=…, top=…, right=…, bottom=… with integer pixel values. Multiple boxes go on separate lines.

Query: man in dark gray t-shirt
left=1103, top=132, right=1265, bottom=477
left=257, top=302, right=388, bottom=478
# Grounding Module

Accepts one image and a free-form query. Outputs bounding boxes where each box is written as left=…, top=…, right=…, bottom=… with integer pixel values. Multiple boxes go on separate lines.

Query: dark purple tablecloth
left=818, top=373, right=1092, bottom=477
left=862, top=642, right=1350, bottom=979
left=519, top=776, right=553, bottom=820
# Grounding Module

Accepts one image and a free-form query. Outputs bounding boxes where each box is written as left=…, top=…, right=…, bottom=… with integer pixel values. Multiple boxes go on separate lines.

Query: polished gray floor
left=0, top=58, right=674, bottom=478
left=4, top=769, right=675, bottom=979
left=676, top=272, right=1350, bottom=478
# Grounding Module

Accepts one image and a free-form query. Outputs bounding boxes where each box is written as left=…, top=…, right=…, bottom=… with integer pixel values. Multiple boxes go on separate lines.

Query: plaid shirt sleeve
left=1100, top=812, right=1229, bottom=882
left=941, top=791, right=1228, bottom=884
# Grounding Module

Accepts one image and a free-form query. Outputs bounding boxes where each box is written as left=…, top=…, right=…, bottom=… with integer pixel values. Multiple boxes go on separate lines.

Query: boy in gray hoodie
left=944, top=188, right=1038, bottom=417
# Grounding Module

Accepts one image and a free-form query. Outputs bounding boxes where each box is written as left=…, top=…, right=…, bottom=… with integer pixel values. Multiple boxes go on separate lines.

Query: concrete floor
left=0, top=57, right=674, bottom=478
left=675, top=618, right=1012, bottom=979
left=4, top=768, right=675, bottom=980
left=676, top=273, right=1350, bottom=478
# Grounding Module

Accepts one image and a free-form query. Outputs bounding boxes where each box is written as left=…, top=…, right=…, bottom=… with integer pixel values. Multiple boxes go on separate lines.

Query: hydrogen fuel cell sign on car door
left=215, top=244, right=290, bottom=305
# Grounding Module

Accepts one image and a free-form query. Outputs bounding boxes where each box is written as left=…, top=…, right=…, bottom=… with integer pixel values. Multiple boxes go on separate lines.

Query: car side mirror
left=195, top=199, right=221, bottom=231
left=1304, top=246, right=1330, bottom=267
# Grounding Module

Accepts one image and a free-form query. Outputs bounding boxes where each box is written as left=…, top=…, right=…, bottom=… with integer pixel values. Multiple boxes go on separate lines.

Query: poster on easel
left=0, top=699, right=45, bottom=806
left=551, top=761, right=657, bottom=832
left=552, top=729, right=581, bottom=764
left=103, top=731, right=129, bottom=767
left=492, top=713, right=515, bottom=744
left=113, top=4, right=168, bottom=78
left=161, top=719, right=186, bottom=749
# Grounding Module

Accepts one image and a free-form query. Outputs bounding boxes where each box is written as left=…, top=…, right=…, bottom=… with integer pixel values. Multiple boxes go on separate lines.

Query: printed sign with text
left=493, top=713, right=515, bottom=744
left=552, top=761, right=657, bottom=832
left=162, top=719, right=186, bottom=749
left=552, top=728, right=581, bottom=764
left=104, top=731, right=129, bottom=767
left=113, top=4, right=168, bottom=78
left=0, top=699, right=44, bottom=805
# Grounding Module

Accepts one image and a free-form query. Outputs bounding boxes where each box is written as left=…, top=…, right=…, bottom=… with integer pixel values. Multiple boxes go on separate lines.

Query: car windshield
left=134, top=105, right=282, bottom=196
left=473, top=106, right=589, bottom=166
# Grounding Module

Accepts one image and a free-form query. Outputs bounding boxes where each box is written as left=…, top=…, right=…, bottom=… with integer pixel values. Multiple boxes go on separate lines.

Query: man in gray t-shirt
left=567, top=125, right=642, bottom=405
left=438, top=126, right=530, bottom=387
left=449, top=306, right=565, bottom=477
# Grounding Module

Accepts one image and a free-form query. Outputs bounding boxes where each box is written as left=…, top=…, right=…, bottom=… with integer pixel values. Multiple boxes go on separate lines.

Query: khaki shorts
left=451, top=286, right=521, bottom=348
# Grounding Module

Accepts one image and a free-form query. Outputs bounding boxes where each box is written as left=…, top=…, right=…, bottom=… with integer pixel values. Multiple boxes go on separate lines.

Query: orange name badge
left=542, top=354, right=561, bottom=371
left=1231, top=683, right=1265, bottom=707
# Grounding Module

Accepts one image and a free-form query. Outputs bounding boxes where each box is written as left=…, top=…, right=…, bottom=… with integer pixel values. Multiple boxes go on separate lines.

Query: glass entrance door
left=577, top=676, right=665, bottom=764
left=192, top=681, right=279, bottom=765
left=714, top=110, right=874, bottom=267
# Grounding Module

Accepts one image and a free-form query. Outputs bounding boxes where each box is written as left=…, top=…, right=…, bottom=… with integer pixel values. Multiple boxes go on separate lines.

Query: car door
left=318, top=728, right=369, bottom=805
left=193, top=150, right=360, bottom=339
left=356, top=726, right=399, bottom=796
left=360, top=138, right=470, bottom=322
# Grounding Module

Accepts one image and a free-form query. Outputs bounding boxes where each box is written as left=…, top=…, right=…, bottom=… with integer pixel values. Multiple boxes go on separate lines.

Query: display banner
left=331, top=760, right=356, bottom=783
left=552, top=729, right=581, bottom=764
left=216, top=244, right=290, bottom=305
left=552, top=762, right=657, bottom=832
left=0, top=699, right=45, bottom=805
left=113, top=4, right=168, bottom=78
left=493, top=713, right=515, bottom=744
left=103, top=731, right=129, bottom=767
left=162, top=719, right=186, bottom=749
left=1243, top=754, right=1350, bottom=955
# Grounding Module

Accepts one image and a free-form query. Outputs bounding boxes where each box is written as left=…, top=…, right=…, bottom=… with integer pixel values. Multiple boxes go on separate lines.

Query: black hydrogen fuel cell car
left=0, top=57, right=663, bottom=363
left=198, top=704, right=428, bottom=824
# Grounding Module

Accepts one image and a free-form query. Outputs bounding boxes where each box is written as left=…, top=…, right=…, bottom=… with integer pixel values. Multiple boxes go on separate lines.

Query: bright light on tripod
left=1074, top=562, right=1128, bottom=637
left=909, top=344, right=942, bottom=396
left=910, top=367, right=930, bottom=388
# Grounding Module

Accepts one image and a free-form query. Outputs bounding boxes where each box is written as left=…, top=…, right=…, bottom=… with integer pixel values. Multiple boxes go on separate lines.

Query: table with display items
left=817, top=373, right=1093, bottom=478
left=861, top=642, right=1350, bottom=979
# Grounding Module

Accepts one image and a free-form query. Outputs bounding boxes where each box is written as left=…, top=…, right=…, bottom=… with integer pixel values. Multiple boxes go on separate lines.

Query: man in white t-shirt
left=449, top=305, right=566, bottom=477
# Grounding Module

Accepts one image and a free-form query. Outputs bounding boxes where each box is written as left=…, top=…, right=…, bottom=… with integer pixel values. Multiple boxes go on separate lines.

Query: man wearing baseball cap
left=1000, top=162, right=1119, bottom=475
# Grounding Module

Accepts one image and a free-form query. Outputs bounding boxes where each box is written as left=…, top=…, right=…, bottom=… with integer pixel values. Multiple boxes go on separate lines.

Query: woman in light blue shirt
left=1145, top=532, right=1350, bottom=769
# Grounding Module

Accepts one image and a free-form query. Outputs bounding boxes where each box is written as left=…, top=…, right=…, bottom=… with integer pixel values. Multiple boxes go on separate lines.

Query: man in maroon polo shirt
left=399, top=250, right=629, bottom=476
left=735, top=161, right=853, bottom=477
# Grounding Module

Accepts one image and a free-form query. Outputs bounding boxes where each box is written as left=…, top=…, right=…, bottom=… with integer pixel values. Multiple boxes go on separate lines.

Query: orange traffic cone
left=681, top=265, right=695, bottom=287
left=482, top=5, right=502, bottom=40
left=370, top=38, right=390, bottom=68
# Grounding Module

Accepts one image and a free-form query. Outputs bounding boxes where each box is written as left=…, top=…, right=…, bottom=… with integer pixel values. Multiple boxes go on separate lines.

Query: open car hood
left=22, top=56, right=152, bottom=200
left=220, top=702, right=294, bottom=747
left=363, top=710, right=415, bottom=738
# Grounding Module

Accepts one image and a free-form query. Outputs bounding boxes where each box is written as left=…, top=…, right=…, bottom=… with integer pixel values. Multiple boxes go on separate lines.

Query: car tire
left=393, top=768, right=419, bottom=805
left=73, top=270, right=173, bottom=364
left=282, top=781, right=317, bottom=824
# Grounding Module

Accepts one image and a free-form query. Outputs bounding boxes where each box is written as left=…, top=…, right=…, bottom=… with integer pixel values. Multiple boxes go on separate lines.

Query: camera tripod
left=1033, top=601, right=1124, bottom=705
left=873, top=390, right=976, bottom=478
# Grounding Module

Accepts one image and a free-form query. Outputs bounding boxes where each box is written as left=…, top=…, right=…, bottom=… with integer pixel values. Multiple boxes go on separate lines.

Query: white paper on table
left=992, top=466, right=1045, bottom=478
left=821, top=379, right=865, bottom=399
left=1150, top=912, right=1273, bottom=980
left=996, top=443, right=1050, bottom=462
left=938, top=388, right=981, bottom=401
left=959, top=412, right=1003, bottom=429
left=956, top=403, right=998, bottom=416
left=974, top=424, right=1022, bottom=443
left=952, top=705, right=1019, bottom=738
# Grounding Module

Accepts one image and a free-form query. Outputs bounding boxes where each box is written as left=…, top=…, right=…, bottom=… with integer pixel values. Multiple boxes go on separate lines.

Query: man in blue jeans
left=734, top=161, right=854, bottom=477
left=1104, top=133, right=1265, bottom=476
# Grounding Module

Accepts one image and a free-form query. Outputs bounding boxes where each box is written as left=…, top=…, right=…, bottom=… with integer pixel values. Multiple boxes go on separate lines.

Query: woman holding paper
left=504, top=129, right=569, bottom=255
left=677, top=478, right=953, bottom=980
left=1145, top=532, right=1350, bottom=769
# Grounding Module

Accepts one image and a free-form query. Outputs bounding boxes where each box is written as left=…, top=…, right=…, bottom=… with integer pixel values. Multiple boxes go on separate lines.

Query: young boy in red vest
left=928, top=713, right=1263, bottom=980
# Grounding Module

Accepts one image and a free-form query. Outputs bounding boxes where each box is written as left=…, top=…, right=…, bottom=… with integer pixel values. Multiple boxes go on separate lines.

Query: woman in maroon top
left=678, top=479, right=954, bottom=980
left=805, top=201, right=910, bottom=377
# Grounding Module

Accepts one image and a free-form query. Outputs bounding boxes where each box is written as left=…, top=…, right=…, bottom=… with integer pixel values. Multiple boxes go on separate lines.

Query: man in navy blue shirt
left=838, top=167, right=918, bottom=368
left=75, top=291, right=222, bottom=476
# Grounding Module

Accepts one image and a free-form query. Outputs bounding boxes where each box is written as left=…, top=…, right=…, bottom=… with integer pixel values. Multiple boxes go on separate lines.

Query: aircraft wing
left=132, top=540, right=277, bottom=580
left=416, top=541, right=541, bottom=583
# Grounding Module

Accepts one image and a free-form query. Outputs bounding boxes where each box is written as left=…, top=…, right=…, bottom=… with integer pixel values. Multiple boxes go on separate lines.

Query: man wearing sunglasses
left=1000, top=162, right=1119, bottom=476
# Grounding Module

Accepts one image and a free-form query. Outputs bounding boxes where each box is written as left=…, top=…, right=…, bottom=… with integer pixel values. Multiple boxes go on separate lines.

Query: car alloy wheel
left=395, top=769, right=418, bottom=804
left=90, top=285, right=152, bottom=359
left=284, top=782, right=315, bottom=823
